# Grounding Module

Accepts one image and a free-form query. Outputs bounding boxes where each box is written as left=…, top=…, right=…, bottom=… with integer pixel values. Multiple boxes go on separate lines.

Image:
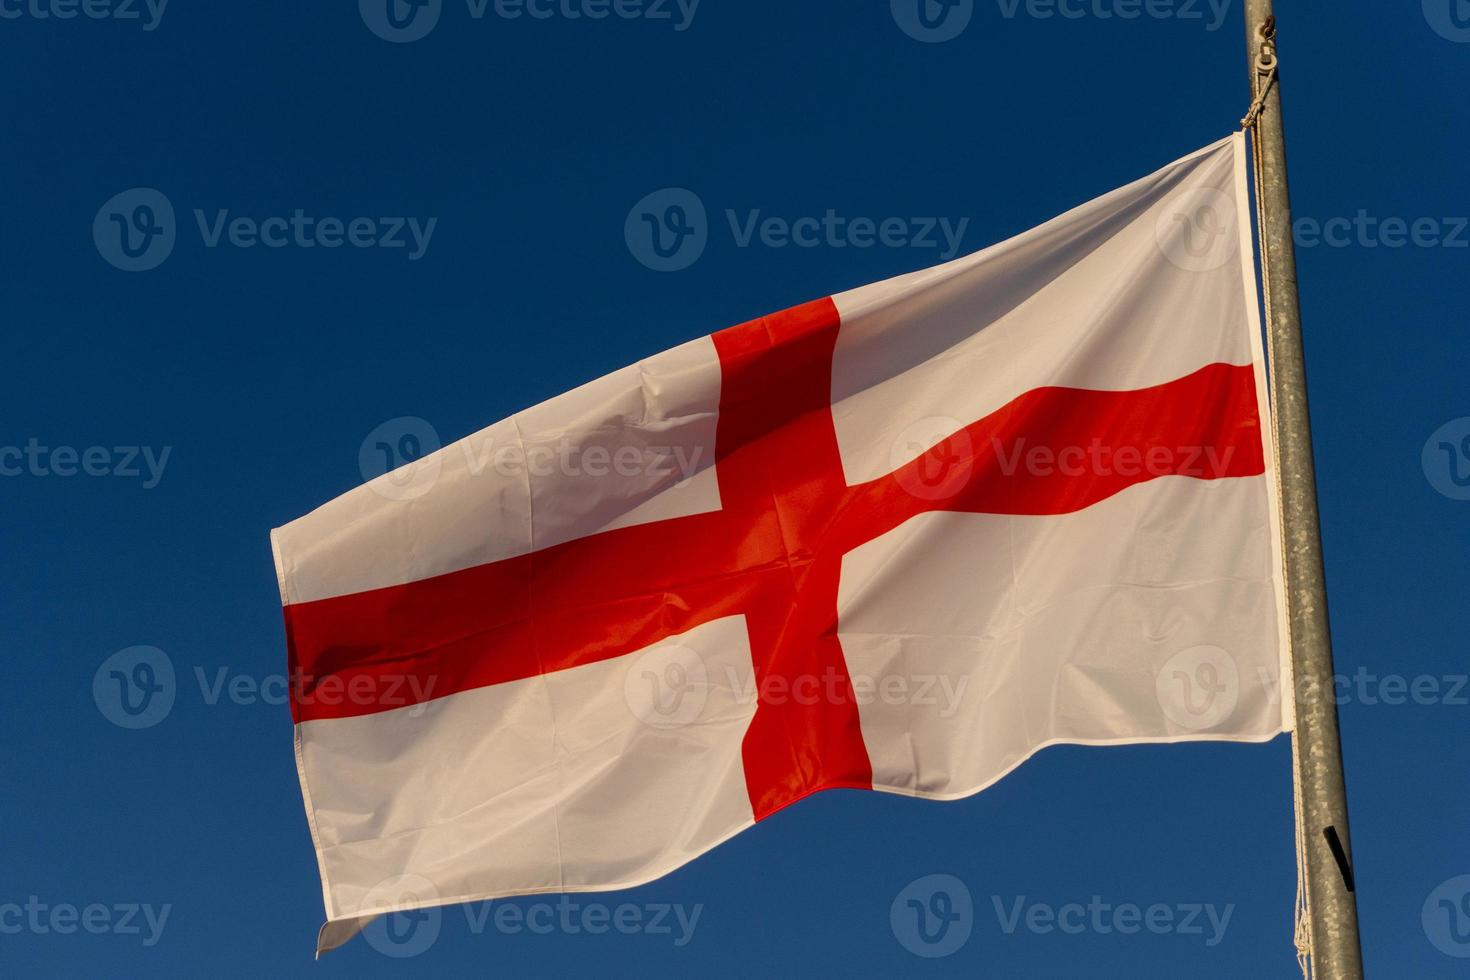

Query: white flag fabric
left=271, top=133, right=1291, bottom=952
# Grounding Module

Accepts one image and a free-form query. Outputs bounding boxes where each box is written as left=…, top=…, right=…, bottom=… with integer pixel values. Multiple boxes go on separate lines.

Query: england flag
left=270, top=133, right=1291, bottom=952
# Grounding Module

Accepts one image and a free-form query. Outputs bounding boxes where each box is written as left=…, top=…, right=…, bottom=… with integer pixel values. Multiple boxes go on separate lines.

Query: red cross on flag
left=271, top=134, right=1291, bottom=952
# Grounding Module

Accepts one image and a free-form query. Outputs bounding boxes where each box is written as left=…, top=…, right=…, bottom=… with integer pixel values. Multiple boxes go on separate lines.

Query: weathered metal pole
left=1243, top=3, right=1364, bottom=977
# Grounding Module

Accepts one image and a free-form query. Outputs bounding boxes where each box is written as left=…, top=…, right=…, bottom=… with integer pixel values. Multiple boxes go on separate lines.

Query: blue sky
left=2, top=2, right=1467, bottom=976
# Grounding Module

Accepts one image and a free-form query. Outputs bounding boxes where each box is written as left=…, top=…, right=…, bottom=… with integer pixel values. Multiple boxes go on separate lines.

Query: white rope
left=1291, top=741, right=1313, bottom=979
left=1241, top=51, right=1279, bottom=130
left=1242, top=19, right=1311, bottom=979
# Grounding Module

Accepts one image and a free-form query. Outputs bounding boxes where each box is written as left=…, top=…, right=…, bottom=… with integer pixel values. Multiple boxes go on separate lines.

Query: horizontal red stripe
left=283, top=359, right=1263, bottom=724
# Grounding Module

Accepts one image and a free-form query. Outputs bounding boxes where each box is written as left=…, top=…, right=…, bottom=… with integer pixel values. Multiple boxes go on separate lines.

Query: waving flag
left=271, top=133, right=1291, bottom=952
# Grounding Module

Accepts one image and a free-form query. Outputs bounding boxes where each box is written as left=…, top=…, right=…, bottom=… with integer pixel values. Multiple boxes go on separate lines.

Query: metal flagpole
left=1241, top=3, right=1364, bottom=977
